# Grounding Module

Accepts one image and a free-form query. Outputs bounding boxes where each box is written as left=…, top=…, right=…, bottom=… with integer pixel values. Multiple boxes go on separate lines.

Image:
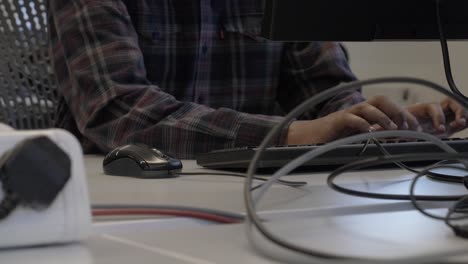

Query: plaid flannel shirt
left=49, top=0, right=364, bottom=158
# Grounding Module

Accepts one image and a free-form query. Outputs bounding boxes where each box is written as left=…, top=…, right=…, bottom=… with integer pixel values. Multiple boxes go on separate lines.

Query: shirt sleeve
left=48, top=0, right=289, bottom=159
left=277, top=42, right=365, bottom=120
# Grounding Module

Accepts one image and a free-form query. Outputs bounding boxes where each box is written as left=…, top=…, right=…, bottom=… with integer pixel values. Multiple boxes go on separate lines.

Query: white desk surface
left=7, top=209, right=468, bottom=264
left=86, top=208, right=468, bottom=264
left=84, top=155, right=466, bottom=215
left=2, top=155, right=468, bottom=263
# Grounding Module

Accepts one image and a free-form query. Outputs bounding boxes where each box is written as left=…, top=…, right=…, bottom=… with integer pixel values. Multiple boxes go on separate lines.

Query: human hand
left=287, top=95, right=419, bottom=145
left=406, top=97, right=468, bottom=136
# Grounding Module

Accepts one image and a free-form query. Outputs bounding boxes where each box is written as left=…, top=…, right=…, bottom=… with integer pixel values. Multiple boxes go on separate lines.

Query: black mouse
left=103, top=144, right=182, bottom=178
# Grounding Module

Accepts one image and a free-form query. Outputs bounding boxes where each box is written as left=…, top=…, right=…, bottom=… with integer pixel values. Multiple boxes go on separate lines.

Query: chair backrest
left=0, top=0, right=58, bottom=129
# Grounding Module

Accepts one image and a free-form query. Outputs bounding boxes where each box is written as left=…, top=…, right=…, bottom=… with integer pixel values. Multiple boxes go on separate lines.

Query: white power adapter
left=0, top=129, right=91, bottom=248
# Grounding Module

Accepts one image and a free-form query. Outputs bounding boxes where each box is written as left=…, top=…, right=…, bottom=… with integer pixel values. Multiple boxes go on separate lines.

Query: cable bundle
left=244, top=77, right=468, bottom=263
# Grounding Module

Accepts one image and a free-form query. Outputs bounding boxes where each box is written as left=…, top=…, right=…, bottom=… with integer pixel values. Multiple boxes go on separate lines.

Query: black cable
left=436, top=0, right=468, bottom=100
left=408, top=165, right=468, bottom=239
left=294, top=135, right=468, bottom=201
left=245, top=77, right=468, bottom=262
left=311, top=137, right=468, bottom=239
left=423, top=160, right=468, bottom=183
left=327, top=152, right=466, bottom=201
left=445, top=195, right=468, bottom=238
left=356, top=139, right=371, bottom=155
left=407, top=165, right=468, bottom=220
left=366, top=138, right=463, bottom=183
left=178, top=172, right=307, bottom=191
left=357, top=138, right=422, bottom=173
left=371, top=139, right=419, bottom=172
left=328, top=153, right=468, bottom=237
left=179, top=172, right=307, bottom=186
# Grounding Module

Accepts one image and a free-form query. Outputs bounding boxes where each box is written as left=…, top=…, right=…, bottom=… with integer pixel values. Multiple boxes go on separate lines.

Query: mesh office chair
left=0, top=0, right=58, bottom=129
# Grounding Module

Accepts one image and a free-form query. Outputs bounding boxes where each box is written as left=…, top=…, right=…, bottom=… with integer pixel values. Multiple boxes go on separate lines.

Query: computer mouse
left=103, top=144, right=182, bottom=178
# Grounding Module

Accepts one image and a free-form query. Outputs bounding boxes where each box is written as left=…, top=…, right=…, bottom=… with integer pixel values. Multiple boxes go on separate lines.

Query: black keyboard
left=195, top=138, right=468, bottom=171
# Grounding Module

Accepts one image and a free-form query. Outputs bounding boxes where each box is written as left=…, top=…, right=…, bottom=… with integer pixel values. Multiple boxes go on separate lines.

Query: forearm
left=83, top=99, right=289, bottom=158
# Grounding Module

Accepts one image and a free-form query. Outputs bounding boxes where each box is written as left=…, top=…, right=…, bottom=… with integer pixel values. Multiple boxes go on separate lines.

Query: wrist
left=286, top=121, right=301, bottom=145
left=287, top=120, right=325, bottom=145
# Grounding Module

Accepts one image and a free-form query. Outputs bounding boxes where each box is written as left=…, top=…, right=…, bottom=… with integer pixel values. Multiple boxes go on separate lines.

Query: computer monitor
left=262, top=0, right=468, bottom=41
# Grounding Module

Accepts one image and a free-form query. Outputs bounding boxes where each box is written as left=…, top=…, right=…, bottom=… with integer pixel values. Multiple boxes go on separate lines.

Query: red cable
left=92, top=209, right=241, bottom=224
